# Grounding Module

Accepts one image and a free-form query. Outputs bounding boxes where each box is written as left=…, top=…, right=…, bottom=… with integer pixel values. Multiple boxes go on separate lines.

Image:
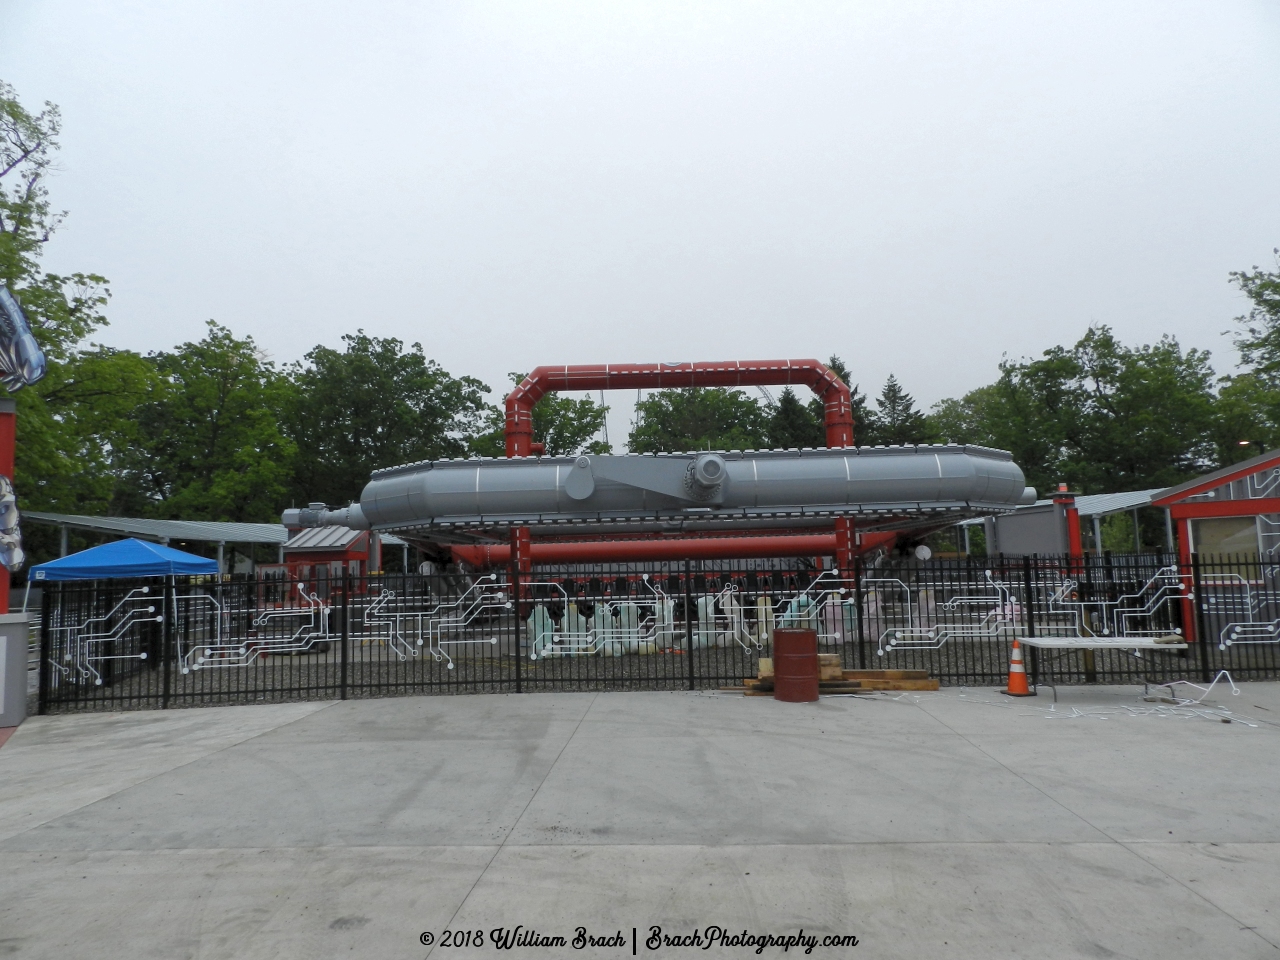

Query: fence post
left=1191, top=554, right=1211, bottom=684
left=340, top=571, right=350, bottom=700
left=511, top=560, right=522, bottom=694
left=684, top=559, right=696, bottom=691
left=36, top=585, right=52, bottom=716
left=854, top=556, right=866, bottom=670
left=1022, top=557, right=1039, bottom=686
left=161, top=577, right=173, bottom=709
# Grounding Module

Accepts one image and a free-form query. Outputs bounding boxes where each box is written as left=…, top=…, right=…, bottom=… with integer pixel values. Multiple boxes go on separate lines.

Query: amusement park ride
left=284, top=360, right=1038, bottom=574
left=31, top=355, right=1218, bottom=689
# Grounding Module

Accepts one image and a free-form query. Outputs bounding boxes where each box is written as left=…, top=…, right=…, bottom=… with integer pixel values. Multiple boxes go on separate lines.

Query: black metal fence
left=34, top=553, right=1280, bottom=714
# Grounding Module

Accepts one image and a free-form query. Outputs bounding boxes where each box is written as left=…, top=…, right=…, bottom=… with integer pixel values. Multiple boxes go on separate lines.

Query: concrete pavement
left=2, top=686, right=1279, bottom=958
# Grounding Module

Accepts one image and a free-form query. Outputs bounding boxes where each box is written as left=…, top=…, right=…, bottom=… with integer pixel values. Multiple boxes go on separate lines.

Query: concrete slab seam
left=423, top=692, right=600, bottom=960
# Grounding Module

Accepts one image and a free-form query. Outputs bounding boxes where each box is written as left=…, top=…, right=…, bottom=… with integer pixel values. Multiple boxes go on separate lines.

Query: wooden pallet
left=723, top=662, right=940, bottom=696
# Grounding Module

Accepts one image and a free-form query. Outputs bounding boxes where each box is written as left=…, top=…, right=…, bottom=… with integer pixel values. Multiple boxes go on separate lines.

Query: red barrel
left=772, top=628, right=819, bottom=702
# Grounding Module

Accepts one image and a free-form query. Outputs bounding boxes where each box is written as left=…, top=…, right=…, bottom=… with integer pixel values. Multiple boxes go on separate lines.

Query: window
left=1191, top=517, right=1258, bottom=558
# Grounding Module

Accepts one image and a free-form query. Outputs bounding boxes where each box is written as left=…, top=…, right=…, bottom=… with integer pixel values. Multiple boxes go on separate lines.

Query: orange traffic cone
left=1002, top=639, right=1035, bottom=697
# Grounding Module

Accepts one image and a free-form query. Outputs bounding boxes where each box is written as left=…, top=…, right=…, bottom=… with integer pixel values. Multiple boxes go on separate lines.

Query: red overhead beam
left=504, top=360, right=854, bottom=457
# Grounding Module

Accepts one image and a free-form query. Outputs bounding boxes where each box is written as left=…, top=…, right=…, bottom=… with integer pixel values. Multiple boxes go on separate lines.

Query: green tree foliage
left=1230, top=250, right=1280, bottom=384
left=20, top=347, right=157, bottom=513
left=867, top=374, right=934, bottom=445
left=928, top=327, right=1217, bottom=493
left=929, top=384, right=1003, bottom=447
left=628, top=387, right=769, bottom=453
left=1, top=81, right=126, bottom=514
left=115, top=323, right=295, bottom=521
left=0, top=81, right=111, bottom=343
left=285, top=332, right=489, bottom=505
left=768, top=387, right=822, bottom=449
left=1100, top=512, right=1139, bottom=553
left=470, top=373, right=611, bottom=457
left=1212, top=251, right=1280, bottom=463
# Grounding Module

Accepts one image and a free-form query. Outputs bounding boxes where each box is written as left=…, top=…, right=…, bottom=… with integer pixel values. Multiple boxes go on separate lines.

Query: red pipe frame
left=500, top=359, right=869, bottom=568
left=504, top=360, right=854, bottom=457
left=456, top=532, right=897, bottom=568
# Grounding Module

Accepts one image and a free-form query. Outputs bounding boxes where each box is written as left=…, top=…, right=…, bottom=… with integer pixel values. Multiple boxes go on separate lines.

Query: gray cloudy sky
left=3, top=0, right=1279, bottom=442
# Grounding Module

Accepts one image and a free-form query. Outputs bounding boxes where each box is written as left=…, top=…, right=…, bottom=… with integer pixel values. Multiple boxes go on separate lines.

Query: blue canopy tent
left=29, top=538, right=219, bottom=581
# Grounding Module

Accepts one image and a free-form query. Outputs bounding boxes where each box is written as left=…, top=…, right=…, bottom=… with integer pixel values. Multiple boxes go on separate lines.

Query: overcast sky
left=3, top=0, right=1279, bottom=444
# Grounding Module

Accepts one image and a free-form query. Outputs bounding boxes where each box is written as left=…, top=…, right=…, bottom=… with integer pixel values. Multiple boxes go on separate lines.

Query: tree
left=285, top=332, right=489, bottom=505
left=628, top=387, right=769, bottom=453
left=768, top=387, right=822, bottom=449
left=929, top=385, right=1004, bottom=448
left=20, top=346, right=157, bottom=514
left=1214, top=251, right=1280, bottom=460
left=470, top=373, right=611, bottom=457
left=115, top=323, right=295, bottom=521
left=1230, top=249, right=1280, bottom=385
left=868, top=374, right=934, bottom=446
left=1, top=81, right=124, bottom=521
left=929, top=327, right=1217, bottom=493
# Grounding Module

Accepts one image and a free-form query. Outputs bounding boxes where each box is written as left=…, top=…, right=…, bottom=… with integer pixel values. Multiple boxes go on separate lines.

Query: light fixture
left=1240, top=440, right=1252, bottom=446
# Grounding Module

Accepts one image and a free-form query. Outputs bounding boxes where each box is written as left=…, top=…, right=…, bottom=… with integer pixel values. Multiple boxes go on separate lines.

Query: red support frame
left=503, top=360, right=854, bottom=457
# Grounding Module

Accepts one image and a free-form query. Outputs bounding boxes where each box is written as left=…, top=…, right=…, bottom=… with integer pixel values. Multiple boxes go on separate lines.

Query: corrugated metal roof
left=1074, top=489, right=1166, bottom=517
left=1152, top=448, right=1280, bottom=504
left=284, top=526, right=365, bottom=551
left=25, top=512, right=289, bottom=544
left=1015, top=489, right=1165, bottom=518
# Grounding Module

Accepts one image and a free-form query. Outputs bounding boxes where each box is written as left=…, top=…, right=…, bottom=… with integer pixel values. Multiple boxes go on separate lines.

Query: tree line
left=4, top=81, right=1279, bottom=541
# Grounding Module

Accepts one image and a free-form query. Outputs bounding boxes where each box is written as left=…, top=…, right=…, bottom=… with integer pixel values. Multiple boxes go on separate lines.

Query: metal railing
left=33, top=553, right=1279, bottom=714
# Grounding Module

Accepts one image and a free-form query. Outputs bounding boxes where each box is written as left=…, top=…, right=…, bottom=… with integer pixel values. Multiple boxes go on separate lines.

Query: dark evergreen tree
left=869, top=374, right=934, bottom=446
left=768, top=387, right=823, bottom=448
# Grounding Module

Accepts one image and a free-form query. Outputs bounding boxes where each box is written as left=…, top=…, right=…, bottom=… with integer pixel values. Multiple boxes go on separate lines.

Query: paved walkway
left=2, top=685, right=1279, bottom=958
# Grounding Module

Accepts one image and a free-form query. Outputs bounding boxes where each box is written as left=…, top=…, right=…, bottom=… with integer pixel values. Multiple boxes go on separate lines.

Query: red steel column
left=1053, top=486, right=1083, bottom=569
left=1176, top=514, right=1197, bottom=645
left=510, top=527, right=532, bottom=575
left=834, top=516, right=857, bottom=579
